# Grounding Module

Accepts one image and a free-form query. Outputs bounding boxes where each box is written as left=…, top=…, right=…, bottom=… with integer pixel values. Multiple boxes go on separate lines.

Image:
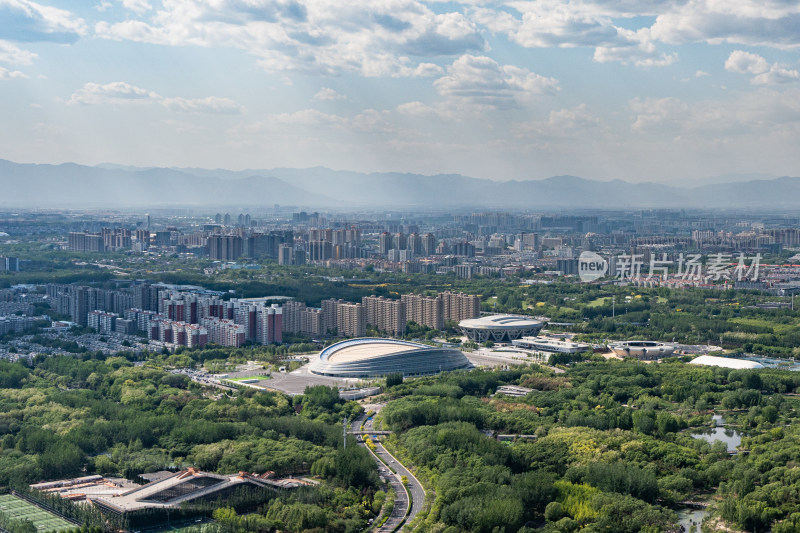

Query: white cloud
left=0, top=0, right=87, bottom=43
left=651, top=0, right=800, bottom=48
left=628, top=89, right=800, bottom=139
left=67, top=81, right=243, bottom=113
left=630, top=96, right=689, bottom=131
left=0, top=40, right=36, bottom=65
left=725, top=50, right=769, bottom=75
left=313, top=87, right=346, bottom=101
left=434, top=55, right=558, bottom=110
left=162, top=96, right=243, bottom=114
left=271, top=109, right=343, bottom=126
left=592, top=28, right=676, bottom=67
left=0, top=66, right=26, bottom=79
left=68, top=81, right=157, bottom=105
left=724, top=50, right=799, bottom=85
left=94, top=0, right=485, bottom=77
left=513, top=104, right=602, bottom=139
left=412, top=62, right=443, bottom=77
left=396, top=100, right=441, bottom=117
left=120, top=0, right=151, bottom=14
left=472, top=2, right=676, bottom=68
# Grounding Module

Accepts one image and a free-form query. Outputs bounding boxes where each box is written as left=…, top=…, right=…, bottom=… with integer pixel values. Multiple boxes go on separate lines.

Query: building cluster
left=46, top=283, right=283, bottom=349
left=68, top=228, right=132, bottom=252
left=0, top=287, right=43, bottom=317
left=281, top=291, right=480, bottom=338
left=0, top=314, right=36, bottom=335
left=0, top=256, right=19, bottom=272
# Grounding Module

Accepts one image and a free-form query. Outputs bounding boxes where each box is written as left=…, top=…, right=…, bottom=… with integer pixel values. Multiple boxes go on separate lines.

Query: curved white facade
left=308, top=338, right=471, bottom=378
left=459, top=314, right=544, bottom=342
left=689, top=355, right=763, bottom=369
left=609, top=340, right=676, bottom=360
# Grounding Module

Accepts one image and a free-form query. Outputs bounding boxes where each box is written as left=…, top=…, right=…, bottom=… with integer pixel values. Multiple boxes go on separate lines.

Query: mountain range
left=1, top=159, right=798, bottom=210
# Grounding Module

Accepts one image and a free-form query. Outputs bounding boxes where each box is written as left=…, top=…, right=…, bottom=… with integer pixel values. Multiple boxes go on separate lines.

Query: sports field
left=0, top=493, right=76, bottom=532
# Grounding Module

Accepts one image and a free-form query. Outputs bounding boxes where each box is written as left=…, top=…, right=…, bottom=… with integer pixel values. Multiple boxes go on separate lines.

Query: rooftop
left=689, top=355, right=764, bottom=369
left=319, top=338, right=429, bottom=362
left=459, top=314, right=543, bottom=329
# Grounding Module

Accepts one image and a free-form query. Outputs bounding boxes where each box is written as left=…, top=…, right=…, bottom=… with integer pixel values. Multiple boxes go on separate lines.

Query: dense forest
left=3, top=345, right=800, bottom=531
left=0, top=356, right=380, bottom=532
left=378, top=361, right=800, bottom=533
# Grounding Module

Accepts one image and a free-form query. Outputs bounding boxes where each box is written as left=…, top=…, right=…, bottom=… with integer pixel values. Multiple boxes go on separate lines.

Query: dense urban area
left=4, top=207, right=800, bottom=533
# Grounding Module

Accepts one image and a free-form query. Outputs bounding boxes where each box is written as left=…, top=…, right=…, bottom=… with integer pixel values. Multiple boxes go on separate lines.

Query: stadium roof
left=459, top=315, right=543, bottom=329
left=459, top=314, right=544, bottom=342
left=310, top=338, right=470, bottom=378
left=689, top=355, right=764, bottom=369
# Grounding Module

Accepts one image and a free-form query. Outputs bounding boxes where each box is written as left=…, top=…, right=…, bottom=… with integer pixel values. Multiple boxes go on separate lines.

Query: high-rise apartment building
left=68, top=232, right=103, bottom=253
left=402, top=293, right=443, bottom=330
left=394, top=232, right=407, bottom=251
left=278, top=243, right=294, bottom=265
left=321, top=298, right=345, bottom=334
left=102, top=228, right=132, bottom=251
left=362, top=295, right=405, bottom=336
left=379, top=232, right=393, bottom=255
left=0, top=257, right=19, bottom=272
left=440, top=291, right=481, bottom=322
left=208, top=235, right=243, bottom=260
left=336, top=302, right=365, bottom=338
left=422, top=233, right=437, bottom=256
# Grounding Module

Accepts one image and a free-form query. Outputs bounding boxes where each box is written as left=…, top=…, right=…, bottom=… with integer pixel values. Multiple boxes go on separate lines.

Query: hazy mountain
left=2, top=159, right=800, bottom=209
left=0, top=160, right=331, bottom=208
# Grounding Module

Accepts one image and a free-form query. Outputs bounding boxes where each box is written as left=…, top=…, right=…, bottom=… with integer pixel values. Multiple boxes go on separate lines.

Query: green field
left=0, top=494, right=76, bottom=532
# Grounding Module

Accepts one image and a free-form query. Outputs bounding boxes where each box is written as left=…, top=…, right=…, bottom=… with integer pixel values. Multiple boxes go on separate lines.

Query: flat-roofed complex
left=89, top=468, right=306, bottom=516
left=308, top=338, right=471, bottom=378
left=459, top=314, right=544, bottom=342
left=512, top=336, right=590, bottom=354
left=608, top=340, right=676, bottom=360
left=495, top=385, right=534, bottom=397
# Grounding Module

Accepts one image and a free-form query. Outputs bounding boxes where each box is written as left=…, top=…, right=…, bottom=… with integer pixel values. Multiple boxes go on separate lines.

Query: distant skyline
left=1, top=0, right=799, bottom=183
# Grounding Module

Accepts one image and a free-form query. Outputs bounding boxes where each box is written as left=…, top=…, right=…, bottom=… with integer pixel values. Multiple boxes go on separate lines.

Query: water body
left=677, top=507, right=706, bottom=533
left=691, top=415, right=743, bottom=452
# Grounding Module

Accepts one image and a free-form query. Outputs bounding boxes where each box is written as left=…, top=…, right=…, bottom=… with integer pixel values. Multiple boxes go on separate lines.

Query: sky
left=1, top=0, right=799, bottom=183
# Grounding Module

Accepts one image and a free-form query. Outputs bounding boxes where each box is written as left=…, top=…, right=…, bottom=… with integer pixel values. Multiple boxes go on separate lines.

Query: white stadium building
left=689, top=355, right=764, bottom=369
left=308, top=338, right=471, bottom=378
left=459, top=314, right=545, bottom=343
left=608, top=340, right=676, bottom=360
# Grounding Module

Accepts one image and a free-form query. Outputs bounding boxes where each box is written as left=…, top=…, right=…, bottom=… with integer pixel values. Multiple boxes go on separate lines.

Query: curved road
left=352, top=404, right=425, bottom=531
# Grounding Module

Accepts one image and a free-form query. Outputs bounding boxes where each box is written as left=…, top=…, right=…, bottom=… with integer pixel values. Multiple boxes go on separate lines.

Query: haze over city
left=1, top=0, right=799, bottom=182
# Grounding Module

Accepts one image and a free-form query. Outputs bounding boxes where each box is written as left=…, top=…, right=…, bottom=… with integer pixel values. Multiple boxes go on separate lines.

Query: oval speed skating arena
left=308, top=338, right=471, bottom=378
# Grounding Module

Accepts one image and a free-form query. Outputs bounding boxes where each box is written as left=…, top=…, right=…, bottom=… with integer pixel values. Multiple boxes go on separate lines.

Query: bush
left=545, top=501, right=565, bottom=522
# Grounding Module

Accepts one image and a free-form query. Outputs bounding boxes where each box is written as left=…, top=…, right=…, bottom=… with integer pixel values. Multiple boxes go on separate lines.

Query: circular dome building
left=459, top=315, right=545, bottom=343
left=608, top=340, right=676, bottom=360
left=308, top=338, right=471, bottom=378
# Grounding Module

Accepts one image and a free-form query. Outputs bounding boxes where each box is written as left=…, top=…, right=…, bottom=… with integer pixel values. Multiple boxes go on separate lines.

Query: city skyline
left=1, top=0, right=799, bottom=182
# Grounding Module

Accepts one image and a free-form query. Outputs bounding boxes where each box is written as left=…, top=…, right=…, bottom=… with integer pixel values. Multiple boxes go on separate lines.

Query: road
left=352, top=404, right=425, bottom=531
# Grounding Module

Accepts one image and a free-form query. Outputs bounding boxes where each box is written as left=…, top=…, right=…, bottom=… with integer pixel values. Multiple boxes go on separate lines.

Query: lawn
left=586, top=297, right=609, bottom=308
left=730, top=317, right=799, bottom=334
left=0, top=493, right=76, bottom=532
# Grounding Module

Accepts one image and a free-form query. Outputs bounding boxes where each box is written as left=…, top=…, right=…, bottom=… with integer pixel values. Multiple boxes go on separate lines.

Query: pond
left=690, top=415, right=743, bottom=452
left=676, top=506, right=707, bottom=533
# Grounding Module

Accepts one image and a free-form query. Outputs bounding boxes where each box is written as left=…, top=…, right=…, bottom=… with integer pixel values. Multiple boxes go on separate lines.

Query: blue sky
left=1, top=0, right=799, bottom=182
